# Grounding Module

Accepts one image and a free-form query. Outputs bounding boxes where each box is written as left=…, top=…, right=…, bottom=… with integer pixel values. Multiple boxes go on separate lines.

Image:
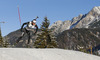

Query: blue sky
left=0, top=0, right=100, bottom=36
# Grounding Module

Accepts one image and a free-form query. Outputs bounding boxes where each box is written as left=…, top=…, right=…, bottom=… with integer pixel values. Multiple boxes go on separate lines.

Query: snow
left=93, top=6, right=100, bottom=14
left=0, top=48, right=100, bottom=60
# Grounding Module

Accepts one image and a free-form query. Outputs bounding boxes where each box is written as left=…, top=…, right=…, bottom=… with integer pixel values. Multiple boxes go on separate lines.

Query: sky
left=0, top=0, right=100, bottom=36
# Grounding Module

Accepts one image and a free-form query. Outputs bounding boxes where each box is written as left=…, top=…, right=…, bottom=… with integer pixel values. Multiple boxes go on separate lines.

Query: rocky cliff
left=50, top=6, right=100, bottom=35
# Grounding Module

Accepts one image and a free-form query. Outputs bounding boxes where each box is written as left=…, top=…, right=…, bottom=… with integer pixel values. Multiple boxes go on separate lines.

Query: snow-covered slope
left=0, top=48, right=100, bottom=60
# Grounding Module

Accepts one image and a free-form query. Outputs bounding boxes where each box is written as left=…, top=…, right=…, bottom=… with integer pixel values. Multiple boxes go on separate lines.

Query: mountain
left=89, top=18, right=100, bottom=28
left=49, top=20, right=71, bottom=35
left=0, top=48, right=100, bottom=60
left=56, top=28, right=100, bottom=50
left=50, top=6, right=100, bottom=35
left=74, top=6, right=100, bottom=28
left=4, top=29, right=41, bottom=47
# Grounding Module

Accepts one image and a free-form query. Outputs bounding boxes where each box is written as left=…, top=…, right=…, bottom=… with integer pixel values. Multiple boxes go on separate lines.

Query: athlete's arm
left=21, top=22, right=29, bottom=31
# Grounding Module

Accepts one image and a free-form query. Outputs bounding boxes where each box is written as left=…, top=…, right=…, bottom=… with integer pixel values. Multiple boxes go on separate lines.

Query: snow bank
left=0, top=48, right=100, bottom=60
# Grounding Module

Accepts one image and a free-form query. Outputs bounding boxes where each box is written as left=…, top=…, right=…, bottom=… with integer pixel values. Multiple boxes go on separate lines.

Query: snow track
left=0, top=48, right=100, bottom=60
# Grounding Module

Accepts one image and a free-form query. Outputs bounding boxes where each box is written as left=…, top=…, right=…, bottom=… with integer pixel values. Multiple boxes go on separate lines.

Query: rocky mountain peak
left=49, top=20, right=71, bottom=35
left=74, top=6, right=100, bottom=28
left=71, top=14, right=84, bottom=25
left=55, top=20, right=63, bottom=24
left=88, top=6, right=100, bottom=17
left=49, top=20, right=63, bottom=29
left=49, top=6, right=100, bottom=35
left=92, top=6, right=100, bottom=14
left=79, top=14, right=83, bottom=19
left=72, top=14, right=83, bottom=21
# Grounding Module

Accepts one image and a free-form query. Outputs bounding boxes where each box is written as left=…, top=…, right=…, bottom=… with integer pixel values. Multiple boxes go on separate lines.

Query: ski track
left=0, top=48, right=100, bottom=60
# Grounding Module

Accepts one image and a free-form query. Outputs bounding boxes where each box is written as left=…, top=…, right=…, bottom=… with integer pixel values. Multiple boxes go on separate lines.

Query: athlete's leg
left=27, top=31, right=31, bottom=44
left=16, top=29, right=26, bottom=43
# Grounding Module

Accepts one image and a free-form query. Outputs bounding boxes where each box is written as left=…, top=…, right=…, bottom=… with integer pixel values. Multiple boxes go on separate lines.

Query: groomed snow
left=0, top=48, right=100, bottom=60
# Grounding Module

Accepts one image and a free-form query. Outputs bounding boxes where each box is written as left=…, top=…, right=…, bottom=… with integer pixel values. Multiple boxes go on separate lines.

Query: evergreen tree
left=3, top=40, right=10, bottom=47
left=0, top=29, right=9, bottom=47
left=0, top=29, right=3, bottom=47
left=34, top=17, right=58, bottom=48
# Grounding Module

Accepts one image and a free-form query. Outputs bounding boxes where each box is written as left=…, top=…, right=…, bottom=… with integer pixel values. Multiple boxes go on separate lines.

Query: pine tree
left=0, top=29, right=9, bottom=47
left=3, top=40, right=10, bottom=47
left=0, top=29, right=3, bottom=47
left=34, top=17, right=58, bottom=48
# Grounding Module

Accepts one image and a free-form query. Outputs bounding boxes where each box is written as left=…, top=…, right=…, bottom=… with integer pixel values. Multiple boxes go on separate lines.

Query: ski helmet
left=32, top=16, right=39, bottom=23
left=32, top=19, right=36, bottom=23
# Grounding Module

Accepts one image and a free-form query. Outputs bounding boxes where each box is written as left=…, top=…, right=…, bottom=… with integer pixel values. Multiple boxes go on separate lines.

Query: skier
left=16, top=16, right=39, bottom=44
